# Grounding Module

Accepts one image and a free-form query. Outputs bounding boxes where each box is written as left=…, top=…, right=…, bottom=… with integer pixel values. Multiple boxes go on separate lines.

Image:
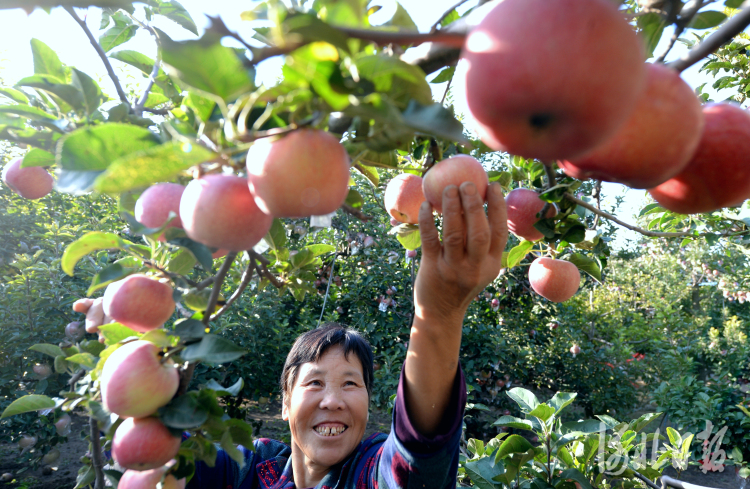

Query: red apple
left=528, top=257, right=580, bottom=303
left=649, top=103, right=750, bottom=214
left=2, top=157, right=54, bottom=199
left=559, top=64, right=704, bottom=189
left=55, top=414, right=71, bottom=436
left=461, top=0, right=646, bottom=160
left=103, top=275, right=175, bottom=333
left=422, top=155, right=488, bottom=213
left=180, top=174, right=273, bottom=251
left=100, top=340, right=179, bottom=418
left=246, top=129, right=350, bottom=217
left=505, top=188, right=558, bottom=241
left=570, top=344, right=581, bottom=356
left=384, top=173, right=426, bottom=224
left=119, top=466, right=185, bottom=489
left=113, top=417, right=181, bottom=470
left=65, top=321, right=85, bottom=340
left=135, top=183, right=185, bottom=240
left=33, top=364, right=51, bottom=379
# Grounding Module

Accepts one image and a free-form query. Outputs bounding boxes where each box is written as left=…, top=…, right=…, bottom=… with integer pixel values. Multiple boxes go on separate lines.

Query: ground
left=0, top=400, right=744, bottom=488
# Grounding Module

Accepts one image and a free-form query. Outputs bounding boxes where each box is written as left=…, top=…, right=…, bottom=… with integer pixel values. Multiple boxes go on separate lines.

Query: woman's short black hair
left=280, top=323, right=374, bottom=400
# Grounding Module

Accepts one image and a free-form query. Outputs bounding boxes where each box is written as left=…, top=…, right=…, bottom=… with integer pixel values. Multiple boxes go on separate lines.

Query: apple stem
left=89, top=417, right=105, bottom=489
left=538, top=163, right=557, bottom=220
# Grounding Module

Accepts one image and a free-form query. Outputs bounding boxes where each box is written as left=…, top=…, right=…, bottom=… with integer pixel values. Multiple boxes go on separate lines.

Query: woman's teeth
left=315, top=426, right=347, bottom=436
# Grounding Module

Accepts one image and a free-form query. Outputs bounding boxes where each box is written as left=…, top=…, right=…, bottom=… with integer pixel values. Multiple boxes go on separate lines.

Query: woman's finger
left=460, top=182, right=491, bottom=263
left=487, top=183, right=509, bottom=259
left=418, top=200, right=440, bottom=261
left=440, top=185, right=466, bottom=263
left=72, top=298, right=93, bottom=314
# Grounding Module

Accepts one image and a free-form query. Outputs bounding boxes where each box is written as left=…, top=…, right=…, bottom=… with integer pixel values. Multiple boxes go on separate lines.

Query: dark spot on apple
left=529, top=113, right=553, bottom=130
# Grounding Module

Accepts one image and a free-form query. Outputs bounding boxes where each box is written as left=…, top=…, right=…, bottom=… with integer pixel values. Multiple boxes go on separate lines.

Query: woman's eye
left=309, top=380, right=322, bottom=386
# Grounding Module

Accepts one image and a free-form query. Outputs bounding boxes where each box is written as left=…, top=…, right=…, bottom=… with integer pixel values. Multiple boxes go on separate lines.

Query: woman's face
left=282, top=346, right=369, bottom=474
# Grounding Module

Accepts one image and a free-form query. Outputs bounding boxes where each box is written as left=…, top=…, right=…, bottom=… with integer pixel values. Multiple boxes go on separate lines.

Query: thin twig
left=68, top=369, right=85, bottom=391
left=564, top=193, right=692, bottom=238
left=65, top=6, right=129, bottom=105
left=630, top=471, right=660, bottom=489
left=342, top=203, right=372, bottom=222
left=256, top=262, right=285, bottom=288
left=133, top=49, right=160, bottom=116
left=210, top=252, right=255, bottom=322
left=440, top=70, right=454, bottom=105
left=235, top=122, right=306, bottom=143
left=143, top=107, right=172, bottom=115
left=318, top=253, right=338, bottom=326
left=203, top=252, right=237, bottom=326
left=655, top=0, right=706, bottom=63
left=195, top=276, right=216, bottom=291
left=539, top=164, right=557, bottom=219
left=430, top=0, right=471, bottom=33
left=592, top=180, right=602, bottom=229
left=669, top=0, right=750, bottom=72
left=89, top=417, right=105, bottom=489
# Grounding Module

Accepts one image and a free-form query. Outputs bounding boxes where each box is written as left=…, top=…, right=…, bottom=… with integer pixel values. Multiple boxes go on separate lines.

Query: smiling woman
left=184, top=181, right=509, bottom=489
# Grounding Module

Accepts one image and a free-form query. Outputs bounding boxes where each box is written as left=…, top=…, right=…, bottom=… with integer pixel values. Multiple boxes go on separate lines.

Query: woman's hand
left=404, top=181, right=507, bottom=436
left=414, top=181, right=508, bottom=324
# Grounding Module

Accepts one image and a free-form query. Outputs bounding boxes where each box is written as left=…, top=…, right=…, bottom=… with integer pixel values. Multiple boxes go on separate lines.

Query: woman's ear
left=281, top=397, right=289, bottom=421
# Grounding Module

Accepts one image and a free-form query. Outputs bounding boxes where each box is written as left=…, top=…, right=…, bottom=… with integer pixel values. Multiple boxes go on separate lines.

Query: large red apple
left=246, top=129, right=350, bottom=217
left=559, top=64, right=704, bottom=188
left=100, top=340, right=179, bottom=418
left=505, top=188, right=558, bottom=241
left=528, top=257, right=580, bottom=303
left=384, top=173, right=425, bottom=224
left=135, top=183, right=185, bottom=240
left=2, top=157, right=54, bottom=199
left=113, top=417, right=181, bottom=470
left=103, top=274, right=175, bottom=333
left=119, top=467, right=185, bottom=489
left=461, top=0, right=646, bottom=161
left=180, top=174, right=273, bottom=251
left=648, top=103, right=750, bottom=214
left=422, top=155, right=488, bottom=213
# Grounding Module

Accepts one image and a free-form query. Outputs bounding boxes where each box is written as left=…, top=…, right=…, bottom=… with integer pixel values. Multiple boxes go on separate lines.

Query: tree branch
left=668, top=0, right=750, bottom=72
left=256, top=262, right=284, bottom=288
left=341, top=203, right=372, bottom=222
left=89, top=417, right=105, bottom=489
left=563, top=193, right=694, bottom=237
left=133, top=53, right=160, bottom=116
left=65, top=6, right=129, bottom=106
left=539, top=163, right=557, bottom=220
left=203, top=252, right=237, bottom=326
left=209, top=252, right=255, bottom=322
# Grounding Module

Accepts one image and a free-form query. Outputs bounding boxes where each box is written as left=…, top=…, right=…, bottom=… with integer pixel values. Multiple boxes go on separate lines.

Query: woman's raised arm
left=404, top=181, right=508, bottom=436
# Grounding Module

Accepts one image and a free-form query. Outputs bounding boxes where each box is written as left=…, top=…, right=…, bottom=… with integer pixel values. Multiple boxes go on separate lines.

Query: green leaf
left=87, top=263, right=137, bottom=295
left=688, top=11, right=727, bottom=29
left=17, top=74, right=84, bottom=112
left=506, top=240, right=532, bottom=268
left=0, top=103, right=57, bottom=120
left=99, top=21, right=138, bottom=52
left=94, top=141, right=215, bottom=194
left=464, top=456, right=505, bottom=489
left=58, top=123, right=161, bottom=173
left=554, top=469, right=592, bottom=489
left=527, top=403, right=556, bottom=422
left=167, top=249, right=197, bottom=275
left=66, top=353, right=97, bottom=370
left=345, top=188, right=364, bottom=209
left=1, top=395, right=55, bottom=419
left=61, top=232, right=126, bottom=276
left=110, top=50, right=181, bottom=98
left=0, top=86, right=29, bottom=103
left=566, top=254, right=601, bottom=282
left=549, top=392, right=577, bottom=413
left=637, top=13, right=666, bottom=58
left=173, top=319, right=207, bottom=341
left=382, top=1, right=418, bottom=31
left=305, top=244, right=335, bottom=258
left=401, top=100, right=469, bottom=144
left=151, top=0, right=198, bottom=35
left=354, top=161, right=380, bottom=186
left=264, top=219, right=287, bottom=251
left=29, top=343, right=65, bottom=358
left=495, top=434, right=534, bottom=461
left=30, top=38, right=66, bottom=81
left=220, top=430, right=245, bottom=468
left=166, top=235, right=215, bottom=271
left=205, top=378, right=244, bottom=397
left=560, top=419, right=604, bottom=434
left=185, top=91, right=216, bottom=122
left=182, top=334, right=246, bottom=364
left=97, top=323, right=139, bottom=345
left=21, top=148, right=55, bottom=168
left=159, top=392, right=209, bottom=429
left=71, top=69, right=105, bottom=115
left=726, top=0, right=744, bottom=7
left=430, top=66, right=455, bottom=84
left=493, top=415, right=535, bottom=430
left=160, top=33, right=253, bottom=101
left=639, top=203, right=666, bottom=216
left=357, top=55, right=432, bottom=107
left=389, top=223, right=421, bottom=250
left=506, top=387, right=539, bottom=413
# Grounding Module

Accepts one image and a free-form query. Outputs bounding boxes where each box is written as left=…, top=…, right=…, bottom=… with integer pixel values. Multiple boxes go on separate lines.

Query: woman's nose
left=318, top=387, right=346, bottom=410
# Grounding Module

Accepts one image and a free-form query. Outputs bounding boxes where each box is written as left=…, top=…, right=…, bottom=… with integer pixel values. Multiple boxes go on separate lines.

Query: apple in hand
left=461, top=0, right=646, bottom=161
left=100, top=340, right=179, bottom=418
left=528, top=257, right=580, bottom=303
left=103, top=274, right=175, bottom=333
left=119, top=466, right=185, bottom=489
left=505, top=188, right=558, bottom=241
left=559, top=64, right=704, bottom=189
left=422, top=155, right=488, bottom=213
left=135, top=183, right=185, bottom=240
left=649, top=103, right=750, bottom=214
left=2, top=157, right=54, bottom=199
left=113, top=417, right=181, bottom=470
left=246, top=129, right=351, bottom=217
left=180, top=174, right=273, bottom=251
left=384, top=173, right=425, bottom=224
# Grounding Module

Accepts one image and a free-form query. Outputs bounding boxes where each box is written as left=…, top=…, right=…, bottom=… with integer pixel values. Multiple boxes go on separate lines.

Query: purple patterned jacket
left=186, top=365, right=466, bottom=489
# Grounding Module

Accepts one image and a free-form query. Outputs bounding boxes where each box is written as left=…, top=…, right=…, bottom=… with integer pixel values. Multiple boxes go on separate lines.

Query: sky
left=0, top=1, right=742, bottom=249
